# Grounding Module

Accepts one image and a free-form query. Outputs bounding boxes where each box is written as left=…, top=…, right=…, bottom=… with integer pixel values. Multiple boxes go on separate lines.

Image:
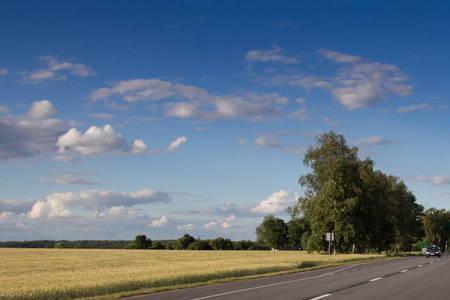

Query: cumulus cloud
left=168, top=136, right=187, bottom=152
left=21, top=56, right=93, bottom=83
left=352, top=136, right=393, bottom=146
left=412, top=176, right=450, bottom=186
left=0, top=100, right=69, bottom=159
left=396, top=103, right=431, bottom=113
left=130, top=140, right=148, bottom=154
left=177, top=223, right=194, bottom=231
left=0, top=68, right=8, bottom=76
left=28, top=188, right=172, bottom=219
left=246, top=46, right=299, bottom=64
left=90, top=79, right=289, bottom=121
left=50, top=174, right=98, bottom=185
left=265, top=49, right=412, bottom=110
left=251, top=190, right=297, bottom=214
left=28, top=100, right=57, bottom=120
left=149, top=215, right=169, bottom=227
left=57, top=124, right=147, bottom=157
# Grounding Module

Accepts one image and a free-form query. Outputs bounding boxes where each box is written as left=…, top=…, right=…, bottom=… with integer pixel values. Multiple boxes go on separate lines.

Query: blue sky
left=1, top=1, right=450, bottom=240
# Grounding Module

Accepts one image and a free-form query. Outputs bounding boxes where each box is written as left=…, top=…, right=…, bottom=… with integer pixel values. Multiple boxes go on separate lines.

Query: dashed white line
left=310, top=294, right=332, bottom=300
left=188, top=264, right=358, bottom=300
left=400, top=269, right=408, bottom=273
left=418, top=264, right=423, bottom=267
left=369, top=277, right=383, bottom=282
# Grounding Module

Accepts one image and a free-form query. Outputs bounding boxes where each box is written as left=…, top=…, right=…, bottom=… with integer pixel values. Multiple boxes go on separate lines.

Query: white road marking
left=418, top=264, right=423, bottom=267
left=429, top=261, right=433, bottom=264
left=369, top=277, right=383, bottom=282
left=188, top=264, right=359, bottom=300
left=400, top=269, right=408, bottom=273
left=310, top=294, right=332, bottom=300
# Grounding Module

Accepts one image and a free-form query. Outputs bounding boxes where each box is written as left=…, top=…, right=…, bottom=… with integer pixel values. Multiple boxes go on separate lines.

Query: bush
left=233, top=240, right=255, bottom=250
left=151, top=241, right=165, bottom=249
left=209, top=237, right=233, bottom=250
left=187, top=240, right=212, bottom=250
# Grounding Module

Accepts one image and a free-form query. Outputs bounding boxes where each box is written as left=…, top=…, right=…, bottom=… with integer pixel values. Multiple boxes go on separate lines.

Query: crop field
left=1, top=249, right=383, bottom=300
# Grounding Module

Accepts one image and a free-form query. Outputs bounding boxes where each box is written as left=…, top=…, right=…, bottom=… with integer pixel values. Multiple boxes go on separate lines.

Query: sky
left=1, top=0, right=450, bottom=241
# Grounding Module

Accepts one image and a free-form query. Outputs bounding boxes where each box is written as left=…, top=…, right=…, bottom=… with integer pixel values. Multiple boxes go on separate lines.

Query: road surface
left=126, top=256, right=450, bottom=300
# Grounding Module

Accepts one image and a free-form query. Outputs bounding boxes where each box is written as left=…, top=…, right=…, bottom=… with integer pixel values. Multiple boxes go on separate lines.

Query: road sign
left=326, top=232, right=334, bottom=241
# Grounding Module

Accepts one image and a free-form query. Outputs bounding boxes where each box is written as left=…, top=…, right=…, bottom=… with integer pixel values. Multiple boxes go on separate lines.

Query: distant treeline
left=0, top=237, right=272, bottom=250
left=0, top=240, right=132, bottom=249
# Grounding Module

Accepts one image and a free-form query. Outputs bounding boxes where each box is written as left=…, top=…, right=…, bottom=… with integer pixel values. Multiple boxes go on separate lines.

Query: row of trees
left=129, top=234, right=271, bottom=250
left=256, top=132, right=450, bottom=253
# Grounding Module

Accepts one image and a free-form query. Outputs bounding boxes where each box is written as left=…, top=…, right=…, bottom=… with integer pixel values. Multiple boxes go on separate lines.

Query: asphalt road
left=127, top=256, right=450, bottom=300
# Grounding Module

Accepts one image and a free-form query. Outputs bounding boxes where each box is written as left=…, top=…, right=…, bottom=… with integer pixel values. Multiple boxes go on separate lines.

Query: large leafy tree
left=256, top=215, right=288, bottom=249
left=133, top=235, right=151, bottom=249
left=287, top=217, right=309, bottom=249
left=290, top=131, right=423, bottom=252
left=423, top=208, right=450, bottom=249
left=296, top=132, right=364, bottom=251
left=176, top=234, right=196, bottom=250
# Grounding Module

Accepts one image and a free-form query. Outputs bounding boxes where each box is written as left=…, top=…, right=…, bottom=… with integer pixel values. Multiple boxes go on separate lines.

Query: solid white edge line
left=400, top=269, right=408, bottom=273
left=310, top=294, right=332, bottom=300
left=369, top=277, right=383, bottom=282
left=188, top=264, right=358, bottom=300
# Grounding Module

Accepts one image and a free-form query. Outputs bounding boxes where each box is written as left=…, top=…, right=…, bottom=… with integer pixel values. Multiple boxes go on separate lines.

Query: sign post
left=326, top=232, right=334, bottom=255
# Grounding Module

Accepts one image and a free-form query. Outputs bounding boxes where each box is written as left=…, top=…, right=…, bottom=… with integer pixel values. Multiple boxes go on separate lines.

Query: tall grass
left=0, top=249, right=383, bottom=299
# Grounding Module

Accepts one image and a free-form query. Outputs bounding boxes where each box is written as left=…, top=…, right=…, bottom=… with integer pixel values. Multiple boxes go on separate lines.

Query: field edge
left=89, top=256, right=390, bottom=300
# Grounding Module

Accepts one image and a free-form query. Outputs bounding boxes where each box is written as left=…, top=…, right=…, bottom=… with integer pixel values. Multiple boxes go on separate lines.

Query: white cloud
left=238, top=138, right=246, bottom=145
left=0, top=68, right=8, bottom=76
left=177, top=223, right=194, bottom=231
left=396, top=103, right=431, bottom=113
left=318, top=49, right=361, bottom=64
left=50, top=174, right=98, bottom=185
left=0, top=100, right=69, bottom=159
left=412, top=176, right=450, bottom=186
left=168, top=136, right=187, bottom=152
left=251, top=190, right=297, bottom=214
left=28, top=188, right=171, bottom=219
left=266, top=50, right=412, bottom=110
left=149, top=215, right=169, bottom=227
left=254, top=136, right=282, bottom=148
left=21, top=56, right=93, bottom=83
left=203, top=221, right=217, bottom=230
left=203, top=214, right=236, bottom=230
left=28, top=100, right=57, bottom=120
left=352, top=136, right=392, bottom=146
left=97, top=206, right=137, bottom=217
left=91, top=79, right=289, bottom=121
left=246, top=46, right=299, bottom=64
left=57, top=124, right=146, bottom=157
left=130, top=140, right=148, bottom=154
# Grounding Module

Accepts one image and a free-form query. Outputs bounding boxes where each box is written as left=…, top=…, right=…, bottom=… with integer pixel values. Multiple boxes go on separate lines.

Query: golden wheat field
left=0, top=248, right=383, bottom=300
